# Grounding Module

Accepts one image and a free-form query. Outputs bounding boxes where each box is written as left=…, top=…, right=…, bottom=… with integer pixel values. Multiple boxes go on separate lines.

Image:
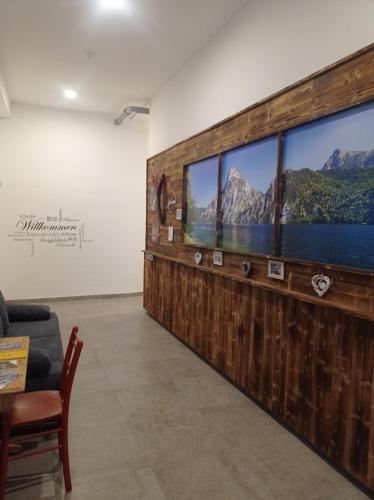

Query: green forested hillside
left=283, top=166, right=374, bottom=224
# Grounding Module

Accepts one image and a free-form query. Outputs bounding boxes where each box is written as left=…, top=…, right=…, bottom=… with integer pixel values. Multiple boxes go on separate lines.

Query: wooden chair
left=0, top=327, right=83, bottom=499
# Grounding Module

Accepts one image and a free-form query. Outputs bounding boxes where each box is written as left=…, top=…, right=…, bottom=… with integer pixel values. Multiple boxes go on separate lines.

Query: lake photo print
left=220, top=136, right=278, bottom=254
left=281, top=100, right=374, bottom=271
left=184, top=156, right=219, bottom=247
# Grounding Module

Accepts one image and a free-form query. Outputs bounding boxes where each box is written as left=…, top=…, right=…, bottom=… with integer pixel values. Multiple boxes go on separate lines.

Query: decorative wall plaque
left=194, top=251, right=202, bottom=265
left=151, top=224, right=160, bottom=243
left=167, top=192, right=177, bottom=214
left=213, top=250, right=223, bottom=266
left=156, top=174, right=166, bottom=225
left=268, top=260, right=284, bottom=280
left=150, top=172, right=160, bottom=211
left=240, top=261, right=252, bottom=277
left=311, top=274, right=331, bottom=297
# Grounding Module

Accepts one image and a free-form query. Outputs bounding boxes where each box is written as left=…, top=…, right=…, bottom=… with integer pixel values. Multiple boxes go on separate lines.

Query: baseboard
left=6, top=292, right=143, bottom=304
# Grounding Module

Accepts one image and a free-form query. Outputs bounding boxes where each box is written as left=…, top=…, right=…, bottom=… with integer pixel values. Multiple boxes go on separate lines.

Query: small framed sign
left=168, top=226, right=174, bottom=242
left=151, top=224, right=160, bottom=243
left=268, top=260, right=284, bottom=280
left=176, top=208, right=183, bottom=220
left=213, top=250, right=223, bottom=266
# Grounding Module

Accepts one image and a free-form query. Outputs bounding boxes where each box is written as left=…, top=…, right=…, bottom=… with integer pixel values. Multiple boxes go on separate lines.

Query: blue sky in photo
left=284, top=100, right=374, bottom=171
left=187, top=156, right=219, bottom=207
left=221, top=135, right=278, bottom=193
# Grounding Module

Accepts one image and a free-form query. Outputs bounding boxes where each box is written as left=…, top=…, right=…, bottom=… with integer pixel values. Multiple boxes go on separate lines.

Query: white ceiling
left=0, top=0, right=248, bottom=115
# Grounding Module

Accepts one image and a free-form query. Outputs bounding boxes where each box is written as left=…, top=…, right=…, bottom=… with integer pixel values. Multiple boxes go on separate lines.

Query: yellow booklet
left=0, top=350, right=27, bottom=360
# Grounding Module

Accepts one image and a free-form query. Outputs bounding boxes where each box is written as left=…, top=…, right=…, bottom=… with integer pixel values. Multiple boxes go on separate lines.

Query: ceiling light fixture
left=101, top=0, right=125, bottom=9
left=64, top=89, right=77, bottom=100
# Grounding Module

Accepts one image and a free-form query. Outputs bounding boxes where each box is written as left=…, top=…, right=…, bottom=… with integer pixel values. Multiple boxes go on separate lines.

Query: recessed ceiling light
left=101, top=0, right=125, bottom=9
left=64, top=89, right=77, bottom=100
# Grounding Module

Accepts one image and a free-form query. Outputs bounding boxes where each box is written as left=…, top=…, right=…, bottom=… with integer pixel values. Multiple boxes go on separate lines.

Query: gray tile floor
left=6, top=295, right=369, bottom=499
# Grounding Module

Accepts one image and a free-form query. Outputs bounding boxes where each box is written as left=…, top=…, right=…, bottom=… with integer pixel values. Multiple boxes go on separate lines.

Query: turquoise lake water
left=186, top=223, right=374, bottom=270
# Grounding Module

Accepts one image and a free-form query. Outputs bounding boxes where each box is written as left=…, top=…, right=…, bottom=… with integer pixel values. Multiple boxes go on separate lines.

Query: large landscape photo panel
left=184, top=156, right=219, bottom=247
left=220, top=136, right=278, bottom=254
left=281, top=100, right=374, bottom=271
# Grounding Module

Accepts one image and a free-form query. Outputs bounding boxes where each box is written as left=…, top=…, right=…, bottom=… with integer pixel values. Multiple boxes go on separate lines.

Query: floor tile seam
left=150, top=451, right=248, bottom=489
left=70, top=464, right=149, bottom=487
left=110, top=388, right=156, bottom=471
left=69, top=413, right=133, bottom=438
left=135, top=467, right=169, bottom=500
left=73, top=352, right=114, bottom=389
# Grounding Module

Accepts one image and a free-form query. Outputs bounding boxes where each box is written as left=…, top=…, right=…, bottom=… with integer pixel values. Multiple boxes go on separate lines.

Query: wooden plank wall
left=144, top=45, right=374, bottom=493
left=144, top=256, right=374, bottom=492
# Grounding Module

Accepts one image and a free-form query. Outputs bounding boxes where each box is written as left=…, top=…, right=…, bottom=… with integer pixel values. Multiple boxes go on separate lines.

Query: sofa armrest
left=6, top=304, right=51, bottom=322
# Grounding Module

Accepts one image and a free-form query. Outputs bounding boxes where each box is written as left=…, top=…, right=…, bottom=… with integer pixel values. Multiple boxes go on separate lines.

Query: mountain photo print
left=281, top=100, right=374, bottom=271
left=220, top=136, right=278, bottom=253
left=184, top=156, right=219, bottom=247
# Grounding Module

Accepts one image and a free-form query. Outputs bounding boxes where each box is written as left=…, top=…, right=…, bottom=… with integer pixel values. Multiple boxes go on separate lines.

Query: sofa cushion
left=0, top=318, right=4, bottom=338
left=27, top=347, right=52, bottom=377
left=0, top=291, right=10, bottom=336
left=8, top=312, right=64, bottom=392
left=25, top=360, right=63, bottom=392
left=8, top=313, right=62, bottom=360
left=7, top=304, right=50, bottom=322
left=8, top=312, right=59, bottom=341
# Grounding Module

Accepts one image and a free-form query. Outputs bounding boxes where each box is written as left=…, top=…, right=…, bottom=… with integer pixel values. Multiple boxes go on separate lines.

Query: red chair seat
left=11, top=391, right=62, bottom=427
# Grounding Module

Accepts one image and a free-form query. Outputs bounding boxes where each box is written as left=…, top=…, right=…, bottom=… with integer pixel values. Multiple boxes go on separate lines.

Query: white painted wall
left=149, top=0, right=374, bottom=156
left=0, top=103, right=148, bottom=300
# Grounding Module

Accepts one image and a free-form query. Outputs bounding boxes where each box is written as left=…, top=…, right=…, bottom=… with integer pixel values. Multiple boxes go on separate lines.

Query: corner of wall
left=0, top=70, right=11, bottom=118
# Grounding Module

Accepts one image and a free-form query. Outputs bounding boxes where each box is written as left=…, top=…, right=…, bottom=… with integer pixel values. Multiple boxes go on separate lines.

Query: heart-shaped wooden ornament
left=311, top=274, right=331, bottom=297
left=240, top=261, right=252, bottom=277
left=194, top=251, right=202, bottom=265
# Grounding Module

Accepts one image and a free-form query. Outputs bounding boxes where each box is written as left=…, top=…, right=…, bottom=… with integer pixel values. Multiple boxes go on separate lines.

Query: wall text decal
left=8, top=210, right=93, bottom=257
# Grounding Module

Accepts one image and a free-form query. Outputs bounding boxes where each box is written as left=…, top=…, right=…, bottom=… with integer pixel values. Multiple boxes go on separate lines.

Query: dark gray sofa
left=0, top=292, right=64, bottom=392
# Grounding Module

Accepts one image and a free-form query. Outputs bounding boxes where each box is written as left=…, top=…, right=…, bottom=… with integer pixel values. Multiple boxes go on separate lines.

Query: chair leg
left=58, top=431, right=63, bottom=462
left=61, top=416, right=72, bottom=492
left=0, top=413, right=10, bottom=500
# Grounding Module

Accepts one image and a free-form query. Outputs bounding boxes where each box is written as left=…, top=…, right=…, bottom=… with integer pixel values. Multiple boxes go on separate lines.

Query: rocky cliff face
left=218, top=168, right=274, bottom=224
left=322, top=148, right=374, bottom=171
left=237, top=180, right=275, bottom=224
left=221, top=168, right=263, bottom=223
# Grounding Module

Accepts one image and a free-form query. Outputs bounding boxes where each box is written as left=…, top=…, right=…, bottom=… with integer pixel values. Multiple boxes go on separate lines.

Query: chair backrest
left=59, top=327, right=83, bottom=413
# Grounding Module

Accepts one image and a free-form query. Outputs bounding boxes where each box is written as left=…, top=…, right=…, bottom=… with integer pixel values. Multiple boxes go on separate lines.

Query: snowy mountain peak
left=227, top=167, right=242, bottom=180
